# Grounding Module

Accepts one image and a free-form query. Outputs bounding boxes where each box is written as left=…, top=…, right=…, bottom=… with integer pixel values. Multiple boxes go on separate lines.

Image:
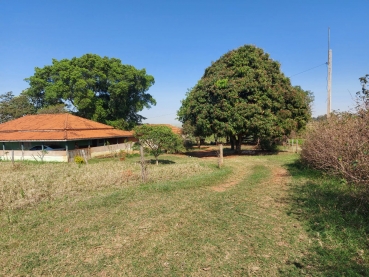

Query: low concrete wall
left=1, top=142, right=135, bottom=162
left=90, top=142, right=134, bottom=158
left=1, top=150, right=68, bottom=162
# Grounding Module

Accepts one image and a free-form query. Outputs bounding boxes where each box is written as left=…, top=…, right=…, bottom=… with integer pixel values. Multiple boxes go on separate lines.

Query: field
left=1, top=147, right=368, bottom=276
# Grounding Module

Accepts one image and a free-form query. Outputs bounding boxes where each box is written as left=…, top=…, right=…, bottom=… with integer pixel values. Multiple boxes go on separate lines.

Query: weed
left=74, top=155, right=85, bottom=164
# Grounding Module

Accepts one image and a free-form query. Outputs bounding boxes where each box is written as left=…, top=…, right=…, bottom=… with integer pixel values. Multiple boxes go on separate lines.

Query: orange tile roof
left=0, top=114, right=134, bottom=141
left=148, top=124, right=182, bottom=135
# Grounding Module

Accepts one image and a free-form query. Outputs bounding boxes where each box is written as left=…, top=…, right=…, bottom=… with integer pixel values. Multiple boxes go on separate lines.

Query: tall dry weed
left=301, top=111, right=369, bottom=192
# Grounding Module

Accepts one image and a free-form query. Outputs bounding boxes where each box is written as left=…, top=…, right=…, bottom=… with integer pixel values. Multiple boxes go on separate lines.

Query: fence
left=67, top=142, right=134, bottom=162
left=1, top=150, right=68, bottom=162
left=0, top=142, right=135, bottom=163
left=67, top=148, right=91, bottom=163
left=283, top=139, right=303, bottom=153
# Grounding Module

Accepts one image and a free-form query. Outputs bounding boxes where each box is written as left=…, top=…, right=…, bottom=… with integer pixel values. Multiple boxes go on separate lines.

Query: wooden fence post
left=218, top=143, right=223, bottom=168
left=81, top=149, right=88, bottom=164
left=140, top=145, right=147, bottom=182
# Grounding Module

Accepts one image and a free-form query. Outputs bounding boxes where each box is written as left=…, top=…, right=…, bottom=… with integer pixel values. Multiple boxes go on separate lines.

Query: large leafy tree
left=0, top=91, right=36, bottom=123
left=178, top=45, right=312, bottom=152
left=24, top=54, right=156, bottom=129
left=134, top=125, right=183, bottom=165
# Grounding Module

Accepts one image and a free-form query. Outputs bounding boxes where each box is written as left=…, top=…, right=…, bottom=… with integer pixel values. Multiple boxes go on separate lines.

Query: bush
left=259, top=138, right=279, bottom=152
left=118, top=150, right=126, bottom=160
left=74, top=155, right=85, bottom=164
left=301, top=111, right=369, bottom=194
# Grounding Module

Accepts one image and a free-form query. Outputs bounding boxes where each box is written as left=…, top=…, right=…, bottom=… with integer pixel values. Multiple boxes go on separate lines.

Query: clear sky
left=1, top=0, right=368, bottom=126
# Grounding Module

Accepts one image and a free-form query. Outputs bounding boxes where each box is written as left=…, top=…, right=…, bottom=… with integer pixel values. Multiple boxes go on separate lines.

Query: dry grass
left=2, top=152, right=363, bottom=276
left=0, top=152, right=315, bottom=276
left=0, top=156, right=208, bottom=211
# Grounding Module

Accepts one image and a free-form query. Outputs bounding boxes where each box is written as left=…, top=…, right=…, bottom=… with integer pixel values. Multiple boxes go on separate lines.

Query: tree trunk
left=155, top=156, right=159, bottom=165
left=230, top=135, right=235, bottom=150
left=235, top=135, right=242, bottom=154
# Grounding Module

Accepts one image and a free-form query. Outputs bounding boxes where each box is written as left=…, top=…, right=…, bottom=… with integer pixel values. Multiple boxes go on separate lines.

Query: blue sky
left=1, top=0, right=368, bottom=126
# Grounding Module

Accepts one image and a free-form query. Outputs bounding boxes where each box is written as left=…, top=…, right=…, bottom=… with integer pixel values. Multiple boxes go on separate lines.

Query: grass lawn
left=0, top=149, right=368, bottom=276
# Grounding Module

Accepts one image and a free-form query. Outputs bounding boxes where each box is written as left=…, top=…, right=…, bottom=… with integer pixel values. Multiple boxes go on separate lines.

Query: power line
left=288, top=62, right=327, bottom=78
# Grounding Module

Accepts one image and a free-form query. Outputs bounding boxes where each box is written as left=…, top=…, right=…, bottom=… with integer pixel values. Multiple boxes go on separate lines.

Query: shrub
left=259, top=138, right=279, bottom=152
left=301, top=111, right=369, bottom=195
left=74, top=155, right=85, bottom=164
left=118, top=150, right=126, bottom=160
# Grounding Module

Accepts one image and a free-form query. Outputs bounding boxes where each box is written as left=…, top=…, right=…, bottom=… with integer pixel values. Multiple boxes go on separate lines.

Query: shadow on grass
left=186, top=147, right=278, bottom=158
left=285, top=161, right=369, bottom=276
left=149, top=159, right=176, bottom=165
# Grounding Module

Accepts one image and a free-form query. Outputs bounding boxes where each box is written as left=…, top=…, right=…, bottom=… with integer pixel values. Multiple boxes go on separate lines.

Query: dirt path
left=210, top=154, right=291, bottom=192
left=210, top=157, right=253, bottom=192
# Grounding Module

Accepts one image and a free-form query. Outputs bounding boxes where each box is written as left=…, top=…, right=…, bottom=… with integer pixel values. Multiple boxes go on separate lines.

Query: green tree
left=178, top=45, right=312, bottom=152
left=37, top=103, right=68, bottom=114
left=357, top=74, right=369, bottom=110
left=24, top=54, right=156, bottom=129
left=134, top=125, right=184, bottom=165
left=0, top=91, right=36, bottom=123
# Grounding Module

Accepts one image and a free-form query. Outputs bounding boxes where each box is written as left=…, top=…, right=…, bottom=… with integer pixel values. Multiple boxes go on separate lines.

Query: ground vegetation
left=0, top=151, right=368, bottom=275
left=301, top=75, right=369, bottom=199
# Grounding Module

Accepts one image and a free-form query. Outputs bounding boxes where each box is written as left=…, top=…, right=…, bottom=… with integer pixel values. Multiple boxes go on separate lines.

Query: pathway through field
left=0, top=153, right=314, bottom=276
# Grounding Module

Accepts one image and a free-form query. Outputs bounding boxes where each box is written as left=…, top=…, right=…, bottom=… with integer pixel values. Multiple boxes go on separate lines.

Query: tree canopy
left=134, top=125, right=183, bottom=165
left=177, top=45, right=312, bottom=151
left=24, top=54, right=156, bottom=129
left=0, top=91, right=36, bottom=123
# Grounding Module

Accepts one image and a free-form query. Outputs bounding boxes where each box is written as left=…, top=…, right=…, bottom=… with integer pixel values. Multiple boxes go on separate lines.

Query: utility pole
left=327, top=28, right=332, bottom=118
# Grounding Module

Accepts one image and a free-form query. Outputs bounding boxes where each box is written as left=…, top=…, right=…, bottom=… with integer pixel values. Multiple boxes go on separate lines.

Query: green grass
left=0, top=152, right=368, bottom=276
left=286, top=160, right=369, bottom=276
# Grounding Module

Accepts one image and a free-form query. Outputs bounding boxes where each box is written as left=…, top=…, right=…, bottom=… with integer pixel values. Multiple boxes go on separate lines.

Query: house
left=0, top=113, right=136, bottom=161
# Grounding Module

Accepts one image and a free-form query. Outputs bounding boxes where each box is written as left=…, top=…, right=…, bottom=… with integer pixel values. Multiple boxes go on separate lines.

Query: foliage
left=24, top=54, right=156, bottom=128
left=0, top=91, right=36, bottom=123
left=134, top=125, right=184, bottom=165
left=37, top=103, right=68, bottom=114
left=312, top=114, right=327, bottom=122
left=356, top=74, right=369, bottom=110
left=301, top=111, right=369, bottom=195
left=74, top=155, right=85, bottom=164
left=118, top=150, right=126, bottom=160
left=302, top=75, right=369, bottom=196
left=178, top=45, right=312, bottom=152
